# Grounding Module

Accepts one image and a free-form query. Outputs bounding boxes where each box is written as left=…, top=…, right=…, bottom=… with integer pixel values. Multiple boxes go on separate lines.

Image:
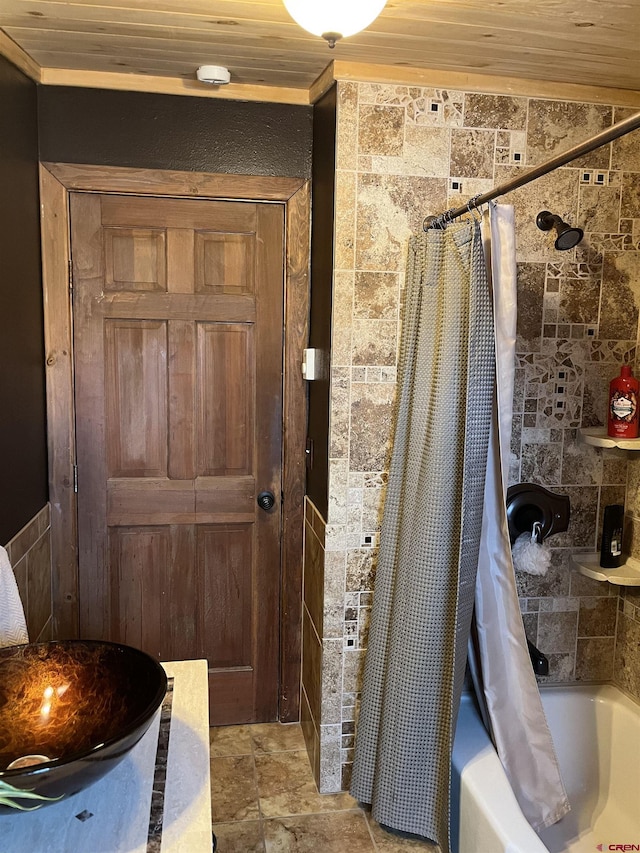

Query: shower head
left=536, top=210, right=584, bottom=251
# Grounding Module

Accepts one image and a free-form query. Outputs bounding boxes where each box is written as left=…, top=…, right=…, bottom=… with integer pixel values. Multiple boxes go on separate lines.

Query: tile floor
left=210, top=721, right=440, bottom=852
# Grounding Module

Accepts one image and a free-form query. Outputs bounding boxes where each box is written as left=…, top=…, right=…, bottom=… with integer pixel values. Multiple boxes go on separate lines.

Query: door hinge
left=73, top=464, right=78, bottom=494
left=68, top=259, right=73, bottom=292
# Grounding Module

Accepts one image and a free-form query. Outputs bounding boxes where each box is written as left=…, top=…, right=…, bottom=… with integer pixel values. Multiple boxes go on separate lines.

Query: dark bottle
left=600, top=504, right=625, bottom=568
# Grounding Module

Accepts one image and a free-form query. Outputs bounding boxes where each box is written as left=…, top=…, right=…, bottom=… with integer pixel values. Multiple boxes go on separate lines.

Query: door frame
left=39, top=162, right=310, bottom=722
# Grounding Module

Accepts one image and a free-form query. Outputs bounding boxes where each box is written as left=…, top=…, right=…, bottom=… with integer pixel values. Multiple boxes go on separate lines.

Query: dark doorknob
left=257, top=490, right=276, bottom=511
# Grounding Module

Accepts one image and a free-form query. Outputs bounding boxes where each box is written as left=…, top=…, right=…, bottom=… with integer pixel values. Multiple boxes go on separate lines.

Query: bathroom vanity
left=0, top=658, right=212, bottom=852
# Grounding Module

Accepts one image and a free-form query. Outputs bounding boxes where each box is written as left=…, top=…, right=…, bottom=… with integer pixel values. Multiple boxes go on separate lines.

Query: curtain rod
left=423, top=109, right=640, bottom=231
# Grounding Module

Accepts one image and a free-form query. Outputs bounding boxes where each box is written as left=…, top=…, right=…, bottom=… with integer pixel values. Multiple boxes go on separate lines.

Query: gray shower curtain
left=350, top=219, right=495, bottom=852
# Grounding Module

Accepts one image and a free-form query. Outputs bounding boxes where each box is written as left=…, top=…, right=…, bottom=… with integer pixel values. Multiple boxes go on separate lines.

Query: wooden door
left=70, top=192, right=284, bottom=725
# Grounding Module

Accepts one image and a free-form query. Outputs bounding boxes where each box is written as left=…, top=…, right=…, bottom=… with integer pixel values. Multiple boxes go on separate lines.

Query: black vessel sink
left=0, top=640, right=166, bottom=812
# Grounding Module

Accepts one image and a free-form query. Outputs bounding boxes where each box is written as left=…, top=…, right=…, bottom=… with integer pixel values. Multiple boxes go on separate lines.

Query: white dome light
left=196, top=65, right=231, bottom=84
left=283, top=0, right=387, bottom=47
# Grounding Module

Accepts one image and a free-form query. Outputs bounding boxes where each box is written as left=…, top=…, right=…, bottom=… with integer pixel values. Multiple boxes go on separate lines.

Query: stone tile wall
left=616, top=456, right=640, bottom=701
left=323, top=80, right=640, bottom=792
left=4, top=504, right=52, bottom=642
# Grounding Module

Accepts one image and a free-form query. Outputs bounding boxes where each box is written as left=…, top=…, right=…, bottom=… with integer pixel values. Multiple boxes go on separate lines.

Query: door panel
left=109, top=524, right=197, bottom=665
left=71, top=192, right=284, bottom=724
left=99, top=195, right=258, bottom=231
left=197, top=323, right=254, bottom=476
left=104, top=227, right=167, bottom=293
left=197, top=524, right=252, bottom=667
left=105, top=320, right=168, bottom=478
left=101, top=293, right=256, bottom=323
left=195, top=231, right=255, bottom=294
left=168, top=320, right=196, bottom=480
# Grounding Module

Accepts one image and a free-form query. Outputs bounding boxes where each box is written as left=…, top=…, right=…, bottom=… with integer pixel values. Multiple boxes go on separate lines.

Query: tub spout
left=527, top=639, right=549, bottom=676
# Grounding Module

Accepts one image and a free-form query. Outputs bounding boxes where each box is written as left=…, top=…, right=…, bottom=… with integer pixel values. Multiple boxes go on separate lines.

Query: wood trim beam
left=39, top=164, right=77, bottom=638
left=280, top=180, right=310, bottom=722
left=331, top=61, right=640, bottom=108
left=24, top=55, right=640, bottom=109
left=42, top=162, right=306, bottom=202
left=308, top=61, right=336, bottom=105
left=0, top=29, right=41, bottom=82
left=39, top=67, right=309, bottom=105
left=2, top=16, right=638, bottom=110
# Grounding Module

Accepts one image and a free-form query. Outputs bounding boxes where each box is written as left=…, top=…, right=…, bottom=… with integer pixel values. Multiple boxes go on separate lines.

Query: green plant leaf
left=0, top=780, right=64, bottom=810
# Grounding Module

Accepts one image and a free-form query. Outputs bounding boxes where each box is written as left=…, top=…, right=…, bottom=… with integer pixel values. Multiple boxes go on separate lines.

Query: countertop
left=0, top=658, right=212, bottom=853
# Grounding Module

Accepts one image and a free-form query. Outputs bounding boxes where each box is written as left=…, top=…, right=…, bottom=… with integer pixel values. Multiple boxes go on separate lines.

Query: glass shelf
left=571, top=552, right=640, bottom=586
left=579, top=427, right=640, bottom=450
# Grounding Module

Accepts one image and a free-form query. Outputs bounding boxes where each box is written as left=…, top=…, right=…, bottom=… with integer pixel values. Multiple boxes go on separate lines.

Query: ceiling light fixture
left=283, top=0, right=387, bottom=48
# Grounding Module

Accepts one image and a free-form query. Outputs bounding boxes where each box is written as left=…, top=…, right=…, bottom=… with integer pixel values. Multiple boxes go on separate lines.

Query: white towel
left=0, top=545, right=29, bottom=647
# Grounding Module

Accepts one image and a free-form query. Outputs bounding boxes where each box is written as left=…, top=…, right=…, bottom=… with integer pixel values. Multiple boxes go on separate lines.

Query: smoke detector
left=196, top=65, right=231, bottom=85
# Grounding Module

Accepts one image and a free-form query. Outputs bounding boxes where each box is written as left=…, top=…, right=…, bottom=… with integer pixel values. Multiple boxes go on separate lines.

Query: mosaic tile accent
left=343, top=591, right=373, bottom=652
left=147, top=678, right=174, bottom=850
left=369, top=88, right=466, bottom=127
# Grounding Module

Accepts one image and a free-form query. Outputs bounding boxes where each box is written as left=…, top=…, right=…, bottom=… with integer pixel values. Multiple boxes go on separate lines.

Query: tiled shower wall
left=617, top=459, right=640, bottom=702
left=313, top=80, right=640, bottom=792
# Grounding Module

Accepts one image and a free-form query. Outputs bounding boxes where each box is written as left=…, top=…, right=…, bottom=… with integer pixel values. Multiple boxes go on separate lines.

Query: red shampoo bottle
left=608, top=364, right=639, bottom=438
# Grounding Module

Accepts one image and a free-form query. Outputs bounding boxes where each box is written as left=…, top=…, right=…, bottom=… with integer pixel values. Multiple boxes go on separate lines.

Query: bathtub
left=451, top=685, right=640, bottom=853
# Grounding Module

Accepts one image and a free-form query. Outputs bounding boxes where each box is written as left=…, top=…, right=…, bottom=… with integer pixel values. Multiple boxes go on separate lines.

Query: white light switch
left=302, top=348, right=327, bottom=380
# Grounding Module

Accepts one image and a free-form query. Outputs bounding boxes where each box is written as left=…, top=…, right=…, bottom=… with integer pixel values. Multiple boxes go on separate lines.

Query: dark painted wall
left=38, top=87, right=313, bottom=177
left=0, top=55, right=48, bottom=543
left=306, top=85, right=336, bottom=519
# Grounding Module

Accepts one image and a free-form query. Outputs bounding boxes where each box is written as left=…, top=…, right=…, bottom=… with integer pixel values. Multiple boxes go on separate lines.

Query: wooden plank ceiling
left=1, top=0, right=639, bottom=98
